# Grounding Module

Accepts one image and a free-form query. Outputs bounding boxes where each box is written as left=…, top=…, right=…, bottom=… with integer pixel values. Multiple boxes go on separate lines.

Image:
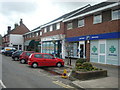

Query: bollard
left=61, top=69, right=68, bottom=79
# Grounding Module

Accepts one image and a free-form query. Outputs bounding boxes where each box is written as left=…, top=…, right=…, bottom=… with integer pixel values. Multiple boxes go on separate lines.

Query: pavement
left=47, top=58, right=120, bottom=89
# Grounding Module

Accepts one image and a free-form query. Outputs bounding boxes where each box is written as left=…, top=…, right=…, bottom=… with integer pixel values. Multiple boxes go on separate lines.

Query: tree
left=65, top=42, right=72, bottom=66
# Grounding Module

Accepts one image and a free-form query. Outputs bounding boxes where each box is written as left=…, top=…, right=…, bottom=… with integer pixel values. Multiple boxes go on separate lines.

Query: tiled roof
left=10, top=23, right=30, bottom=35
left=41, top=4, right=91, bottom=26
left=66, top=2, right=117, bottom=19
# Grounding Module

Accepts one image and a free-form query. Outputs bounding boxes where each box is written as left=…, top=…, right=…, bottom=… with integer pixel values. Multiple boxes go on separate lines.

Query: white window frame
left=36, top=32, right=38, bottom=36
left=93, top=14, right=102, bottom=24
left=67, top=22, right=73, bottom=30
left=112, top=9, right=120, bottom=20
left=44, top=27, right=47, bottom=33
left=50, top=25, right=53, bottom=31
left=56, top=23, right=60, bottom=30
left=40, top=31, right=42, bottom=36
left=78, top=19, right=85, bottom=27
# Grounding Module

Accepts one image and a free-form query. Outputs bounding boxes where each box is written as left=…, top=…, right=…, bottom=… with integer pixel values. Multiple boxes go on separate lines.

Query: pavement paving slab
left=72, top=77, right=119, bottom=89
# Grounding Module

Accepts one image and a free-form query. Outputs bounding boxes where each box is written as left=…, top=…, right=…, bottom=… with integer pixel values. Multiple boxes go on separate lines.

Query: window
left=36, top=32, right=38, bottom=36
left=40, top=31, right=42, bottom=36
left=26, top=52, right=32, bottom=56
left=112, top=9, right=120, bottom=20
left=56, top=23, right=60, bottom=30
left=34, top=54, right=43, bottom=58
left=93, top=14, right=102, bottom=24
left=44, top=27, right=47, bottom=33
left=50, top=25, right=53, bottom=31
left=43, top=54, right=53, bottom=59
left=32, top=33, right=34, bottom=37
left=67, top=22, right=73, bottom=30
left=78, top=19, right=84, bottom=27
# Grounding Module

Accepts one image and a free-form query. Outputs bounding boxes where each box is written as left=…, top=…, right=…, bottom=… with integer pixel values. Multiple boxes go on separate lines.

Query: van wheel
left=32, top=63, right=38, bottom=68
left=56, top=62, right=62, bottom=67
left=20, top=59, right=26, bottom=64
left=14, top=57, right=19, bottom=61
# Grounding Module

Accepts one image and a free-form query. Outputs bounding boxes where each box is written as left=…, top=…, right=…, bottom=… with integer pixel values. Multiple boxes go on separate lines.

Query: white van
left=0, top=47, right=16, bottom=54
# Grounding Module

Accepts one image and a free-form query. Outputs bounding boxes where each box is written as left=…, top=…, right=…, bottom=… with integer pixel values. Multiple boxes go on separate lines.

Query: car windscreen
left=26, top=52, right=32, bottom=56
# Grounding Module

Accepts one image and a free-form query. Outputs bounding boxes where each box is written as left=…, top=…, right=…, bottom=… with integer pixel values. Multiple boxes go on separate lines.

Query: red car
left=28, top=53, right=64, bottom=68
left=19, top=51, right=35, bottom=64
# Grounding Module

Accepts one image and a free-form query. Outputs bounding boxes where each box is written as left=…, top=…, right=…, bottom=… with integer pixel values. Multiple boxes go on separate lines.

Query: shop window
left=93, top=14, right=102, bottom=24
left=67, top=22, right=73, bottom=30
left=56, top=23, right=60, bottom=30
left=112, top=9, right=120, bottom=20
left=78, top=19, right=84, bottom=27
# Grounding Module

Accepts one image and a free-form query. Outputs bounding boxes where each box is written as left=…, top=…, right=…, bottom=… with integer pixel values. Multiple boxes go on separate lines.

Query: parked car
left=12, top=50, right=23, bottom=61
left=1, top=47, right=16, bottom=54
left=4, top=49, right=16, bottom=56
left=19, top=51, right=35, bottom=64
left=28, top=53, right=64, bottom=68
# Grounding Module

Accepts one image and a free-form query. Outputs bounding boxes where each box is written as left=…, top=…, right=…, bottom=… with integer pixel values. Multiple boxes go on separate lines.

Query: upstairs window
left=78, top=19, right=84, bottom=27
left=93, top=14, right=102, bottom=24
left=40, top=31, right=42, bottom=36
left=50, top=25, right=53, bottom=32
left=67, top=22, right=73, bottom=30
left=112, top=9, right=120, bottom=20
left=44, top=27, right=47, bottom=33
left=56, top=23, right=60, bottom=30
left=36, top=32, right=38, bottom=36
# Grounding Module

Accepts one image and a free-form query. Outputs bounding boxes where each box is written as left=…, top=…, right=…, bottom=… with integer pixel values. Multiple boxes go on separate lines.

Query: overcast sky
left=0, top=0, right=107, bottom=36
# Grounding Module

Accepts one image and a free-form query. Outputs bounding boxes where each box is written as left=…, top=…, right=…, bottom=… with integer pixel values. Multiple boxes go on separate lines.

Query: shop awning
left=24, top=40, right=32, bottom=46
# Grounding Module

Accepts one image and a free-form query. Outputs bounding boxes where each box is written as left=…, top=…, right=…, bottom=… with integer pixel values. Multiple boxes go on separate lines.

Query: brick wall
left=66, top=17, right=119, bottom=38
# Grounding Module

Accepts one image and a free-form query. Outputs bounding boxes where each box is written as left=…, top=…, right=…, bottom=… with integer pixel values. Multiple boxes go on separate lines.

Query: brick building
left=64, top=2, right=120, bottom=65
left=2, top=19, right=30, bottom=50
left=23, top=2, right=120, bottom=65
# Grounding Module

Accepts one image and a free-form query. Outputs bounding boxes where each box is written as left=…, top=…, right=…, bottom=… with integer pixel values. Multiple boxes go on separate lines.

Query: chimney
left=14, top=23, right=18, bottom=28
left=20, top=19, right=23, bottom=25
left=7, top=26, right=11, bottom=34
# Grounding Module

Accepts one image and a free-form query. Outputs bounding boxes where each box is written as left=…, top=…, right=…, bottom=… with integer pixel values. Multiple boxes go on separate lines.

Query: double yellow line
left=53, top=80, right=74, bottom=88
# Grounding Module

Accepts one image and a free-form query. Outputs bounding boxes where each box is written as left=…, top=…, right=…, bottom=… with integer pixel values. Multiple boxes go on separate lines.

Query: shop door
left=98, top=40, right=106, bottom=64
left=79, top=41, right=85, bottom=58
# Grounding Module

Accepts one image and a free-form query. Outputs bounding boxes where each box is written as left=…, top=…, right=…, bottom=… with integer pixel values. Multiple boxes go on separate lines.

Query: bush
left=76, top=63, right=82, bottom=67
left=76, top=58, right=86, bottom=64
left=82, top=62, right=93, bottom=71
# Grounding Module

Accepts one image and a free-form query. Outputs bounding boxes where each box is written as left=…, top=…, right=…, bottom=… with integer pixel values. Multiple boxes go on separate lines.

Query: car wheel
left=14, top=57, right=19, bottom=61
left=56, top=62, right=62, bottom=67
left=32, top=63, right=38, bottom=68
left=20, top=59, right=26, bottom=64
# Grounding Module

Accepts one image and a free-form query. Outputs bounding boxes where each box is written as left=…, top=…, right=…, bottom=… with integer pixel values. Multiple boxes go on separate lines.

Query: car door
left=43, top=54, right=56, bottom=66
left=34, top=54, right=45, bottom=66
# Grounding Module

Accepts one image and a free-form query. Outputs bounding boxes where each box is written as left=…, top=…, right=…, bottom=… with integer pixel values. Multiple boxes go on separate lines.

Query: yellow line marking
left=53, top=80, right=74, bottom=88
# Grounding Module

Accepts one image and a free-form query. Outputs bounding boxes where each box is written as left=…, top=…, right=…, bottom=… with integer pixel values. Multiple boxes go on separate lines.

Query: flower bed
left=71, top=69, right=107, bottom=80
left=70, top=58, right=107, bottom=80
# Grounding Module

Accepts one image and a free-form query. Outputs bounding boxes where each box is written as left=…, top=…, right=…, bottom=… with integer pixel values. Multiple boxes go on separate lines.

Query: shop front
left=41, top=34, right=65, bottom=59
left=66, top=32, right=120, bottom=66
left=65, top=41, right=86, bottom=59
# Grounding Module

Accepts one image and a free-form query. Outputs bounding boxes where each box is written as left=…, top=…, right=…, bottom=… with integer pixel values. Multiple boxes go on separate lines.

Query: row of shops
left=24, top=32, right=120, bottom=66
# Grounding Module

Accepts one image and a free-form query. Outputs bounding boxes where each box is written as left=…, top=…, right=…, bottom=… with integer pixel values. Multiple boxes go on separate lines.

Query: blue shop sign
left=66, top=32, right=120, bottom=42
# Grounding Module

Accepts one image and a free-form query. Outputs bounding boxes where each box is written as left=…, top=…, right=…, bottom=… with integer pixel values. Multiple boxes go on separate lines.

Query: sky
left=0, top=0, right=107, bottom=36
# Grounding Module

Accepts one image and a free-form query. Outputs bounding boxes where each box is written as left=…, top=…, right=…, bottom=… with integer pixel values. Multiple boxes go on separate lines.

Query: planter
left=71, top=70, right=107, bottom=80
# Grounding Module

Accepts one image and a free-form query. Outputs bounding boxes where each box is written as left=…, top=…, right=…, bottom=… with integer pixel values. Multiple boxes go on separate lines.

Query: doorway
left=98, top=40, right=106, bottom=64
left=79, top=41, right=85, bottom=58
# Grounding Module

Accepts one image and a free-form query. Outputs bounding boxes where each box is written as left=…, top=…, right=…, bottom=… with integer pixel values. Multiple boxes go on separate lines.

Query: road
left=2, top=54, right=75, bottom=89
